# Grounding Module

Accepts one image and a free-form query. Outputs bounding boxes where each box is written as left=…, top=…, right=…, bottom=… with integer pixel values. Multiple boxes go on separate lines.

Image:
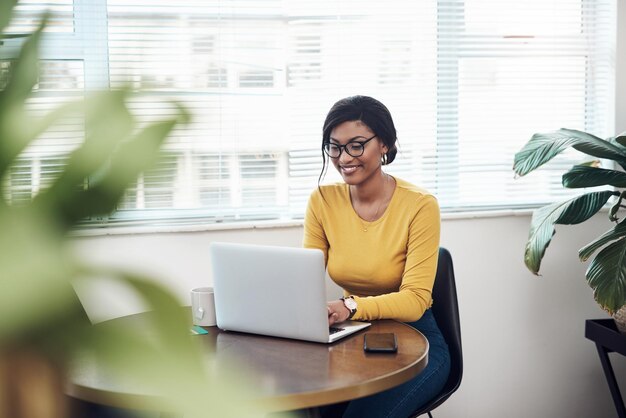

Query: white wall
left=69, top=213, right=626, bottom=418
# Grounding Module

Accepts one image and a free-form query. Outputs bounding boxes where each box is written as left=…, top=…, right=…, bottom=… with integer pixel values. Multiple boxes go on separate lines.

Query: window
left=239, top=153, right=281, bottom=206
left=7, top=159, right=32, bottom=206
left=118, top=154, right=179, bottom=210
left=4, top=0, right=75, bottom=34
left=5, top=156, right=71, bottom=206
left=197, top=154, right=231, bottom=209
left=0, top=0, right=615, bottom=227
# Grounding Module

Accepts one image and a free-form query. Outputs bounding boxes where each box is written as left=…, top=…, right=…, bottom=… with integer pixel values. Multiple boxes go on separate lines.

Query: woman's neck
left=350, top=170, right=389, bottom=204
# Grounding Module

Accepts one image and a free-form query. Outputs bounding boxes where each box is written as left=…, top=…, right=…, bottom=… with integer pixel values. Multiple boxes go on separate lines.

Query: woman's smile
left=339, top=164, right=361, bottom=175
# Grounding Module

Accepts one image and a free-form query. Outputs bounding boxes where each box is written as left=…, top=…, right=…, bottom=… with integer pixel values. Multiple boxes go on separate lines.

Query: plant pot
left=0, top=348, right=66, bottom=418
left=613, top=306, right=626, bottom=334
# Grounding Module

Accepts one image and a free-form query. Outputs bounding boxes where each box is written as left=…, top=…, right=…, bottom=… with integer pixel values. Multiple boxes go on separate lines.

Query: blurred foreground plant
left=0, top=2, right=259, bottom=417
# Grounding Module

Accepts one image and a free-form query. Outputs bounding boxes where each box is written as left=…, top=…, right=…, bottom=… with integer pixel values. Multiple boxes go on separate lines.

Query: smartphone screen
left=363, top=333, right=398, bottom=353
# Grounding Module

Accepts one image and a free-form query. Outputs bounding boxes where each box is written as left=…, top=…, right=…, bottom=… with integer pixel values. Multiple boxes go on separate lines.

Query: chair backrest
left=411, top=247, right=463, bottom=416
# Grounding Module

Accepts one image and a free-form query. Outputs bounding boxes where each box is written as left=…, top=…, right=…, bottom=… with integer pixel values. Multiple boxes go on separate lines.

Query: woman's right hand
left=327, top=300, right=350, bottom=326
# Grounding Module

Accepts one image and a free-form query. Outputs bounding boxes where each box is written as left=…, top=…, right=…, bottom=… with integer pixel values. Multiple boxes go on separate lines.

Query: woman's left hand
left=327, top=300, right=350, bottom=326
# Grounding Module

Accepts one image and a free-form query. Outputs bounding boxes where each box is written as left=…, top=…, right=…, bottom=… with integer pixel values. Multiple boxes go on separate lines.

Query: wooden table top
left=67, top=310, right=429, bottom=412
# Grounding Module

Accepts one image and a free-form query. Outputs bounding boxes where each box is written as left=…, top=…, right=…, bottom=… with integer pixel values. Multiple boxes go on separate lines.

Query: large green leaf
left=36, top=91, right=133, bottom=183
left=37, top=117, right=185, bottom=226
left=562, top=164, right=626, bottom=188
left=31, top=96, right=188, bottom=225
left=72, top=270, right=262, bottom=417
left=0, top=6, right=259, bottom=418
left=0, top=17, right=46, bottom=177
left=0, top=0, right=18, bottom=35
left=587, top=238, right=626, bottom=313
left=580, top=220, right=626, bottom=261
left=0, top=206, right=78, bottom=339
left=0, top=100, right=85, bottom=207
left=31, top=91, right=133, bottom=222
left=0, top=16, right=44, bottom=110
left=525, top=190, right=617, bottom=273
left=513, top=128, right=626, bottom=177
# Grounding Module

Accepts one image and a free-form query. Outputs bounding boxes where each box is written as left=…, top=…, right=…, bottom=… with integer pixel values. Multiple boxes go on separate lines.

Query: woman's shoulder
left=393, top=177, right=437, bottom=203
left=391, top=177, right=440, bottom=221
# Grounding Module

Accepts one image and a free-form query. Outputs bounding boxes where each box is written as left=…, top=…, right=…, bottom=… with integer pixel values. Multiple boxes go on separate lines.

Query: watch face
left=344, top=298, right=357, bottom=311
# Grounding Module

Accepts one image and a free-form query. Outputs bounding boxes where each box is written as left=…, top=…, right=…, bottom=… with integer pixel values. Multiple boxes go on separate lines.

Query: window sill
left=69, top=208, right=540, bottom=238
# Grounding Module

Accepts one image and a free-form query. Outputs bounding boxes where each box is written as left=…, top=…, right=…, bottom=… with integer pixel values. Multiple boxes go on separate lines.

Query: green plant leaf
left=0, top=16, right=46, bottom=178
left=16, top=98, right=85, bottom=154
left=31, top=91, right=133, bottom=215
left=0, top=16, right=45, bottom=110
left=513, top=128, right=626, bottom=177
left=112, top=270, right=192, bottom=342
left=608, top=190, right=626, bottom=222
left=0, top=206, right=79, bottom=339
left=72, top=270, right=262, bottom=417
left=587, top=237, right=626, bottom=313
left=0, top=0, right=18, bottom=35
left=46, top=92, right=133, bottom=172
left=41, top=119, right=182, bottom=226
left=562, top=165, right=626, bottom=188
left=580, top=219, right=626, bottom=261
left=0, top=7, right=257, bottom=418
left=613, top=131, right=626, bottom=147
left=524, top=190, right=617, bottom=273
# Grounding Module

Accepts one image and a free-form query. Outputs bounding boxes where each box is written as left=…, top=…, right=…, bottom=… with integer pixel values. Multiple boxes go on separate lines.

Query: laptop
left=210, top=242, right=371, bottom=343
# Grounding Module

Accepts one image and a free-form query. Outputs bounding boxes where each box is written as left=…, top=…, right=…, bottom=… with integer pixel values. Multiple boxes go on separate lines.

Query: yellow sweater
left=303, top=177, right=440, bottom=322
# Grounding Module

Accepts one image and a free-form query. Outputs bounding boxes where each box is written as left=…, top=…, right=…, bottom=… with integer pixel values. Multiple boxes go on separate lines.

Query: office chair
left=409, top=247, right=463, bottom=418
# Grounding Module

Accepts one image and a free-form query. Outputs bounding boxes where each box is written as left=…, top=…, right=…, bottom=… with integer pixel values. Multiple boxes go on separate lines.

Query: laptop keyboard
left=329, top=327, right=345, bottom=335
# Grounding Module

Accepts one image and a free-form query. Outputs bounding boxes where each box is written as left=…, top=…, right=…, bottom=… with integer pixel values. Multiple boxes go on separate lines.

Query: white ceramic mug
left=191, top=287, right=216, bottom=326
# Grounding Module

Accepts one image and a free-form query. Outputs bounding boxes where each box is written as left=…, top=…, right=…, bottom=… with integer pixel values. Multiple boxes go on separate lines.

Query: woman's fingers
left=327, top=300, right=348, bottom=325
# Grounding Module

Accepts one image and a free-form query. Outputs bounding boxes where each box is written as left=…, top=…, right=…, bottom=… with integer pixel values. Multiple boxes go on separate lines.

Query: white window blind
left=0, top=0, right=615, bottom=226
left=4, top=0, right=74, bottom=34
left=1, top=0, right=87, bottom=206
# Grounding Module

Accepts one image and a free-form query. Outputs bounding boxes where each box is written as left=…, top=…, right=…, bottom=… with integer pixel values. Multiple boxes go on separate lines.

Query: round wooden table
left=67, top=311, right=429, bottom=412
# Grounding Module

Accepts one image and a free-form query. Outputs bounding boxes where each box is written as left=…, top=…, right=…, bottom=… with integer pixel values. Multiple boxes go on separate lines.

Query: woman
left=303, top=95, right=451, bottom=418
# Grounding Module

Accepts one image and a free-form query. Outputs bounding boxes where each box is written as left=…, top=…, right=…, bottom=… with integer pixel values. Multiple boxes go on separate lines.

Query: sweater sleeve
left=302, top=189, right=329, bottom=264
left=352, top=195, right=440, bottom=322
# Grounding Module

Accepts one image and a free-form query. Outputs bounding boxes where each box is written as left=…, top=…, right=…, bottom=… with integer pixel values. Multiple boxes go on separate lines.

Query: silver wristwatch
left=341, top=296, right=357, bottom=319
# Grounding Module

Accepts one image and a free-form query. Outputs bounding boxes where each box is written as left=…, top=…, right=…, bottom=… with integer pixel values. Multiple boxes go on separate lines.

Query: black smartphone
left=363, top=333, right=398, bottom=353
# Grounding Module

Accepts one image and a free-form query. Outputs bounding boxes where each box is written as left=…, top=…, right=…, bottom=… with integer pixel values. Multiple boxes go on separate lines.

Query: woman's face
left=328, top=120, right=388, bottom=186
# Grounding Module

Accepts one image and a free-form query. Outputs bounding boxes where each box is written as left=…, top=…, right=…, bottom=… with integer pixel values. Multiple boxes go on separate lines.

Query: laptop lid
left=210, top=242, right=370, bottom=343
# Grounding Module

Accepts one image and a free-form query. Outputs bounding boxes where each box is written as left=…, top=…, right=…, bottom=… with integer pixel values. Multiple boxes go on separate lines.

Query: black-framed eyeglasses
left=323, top=134, right=377, bottom=158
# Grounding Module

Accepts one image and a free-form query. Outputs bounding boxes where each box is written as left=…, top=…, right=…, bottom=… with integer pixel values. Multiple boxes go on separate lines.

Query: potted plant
left=0, top=3, right=258, bottom=417
left=514, top=128, right=626, bottom=331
